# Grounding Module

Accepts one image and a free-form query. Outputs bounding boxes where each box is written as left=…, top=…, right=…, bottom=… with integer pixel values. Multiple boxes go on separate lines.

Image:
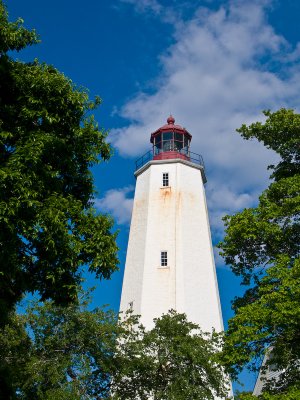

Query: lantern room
left=150, top=115, right=192, bottom=161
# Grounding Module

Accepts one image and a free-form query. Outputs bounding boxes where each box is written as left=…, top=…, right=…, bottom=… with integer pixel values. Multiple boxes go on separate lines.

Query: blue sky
left=9, top=0, right=300, bottom=393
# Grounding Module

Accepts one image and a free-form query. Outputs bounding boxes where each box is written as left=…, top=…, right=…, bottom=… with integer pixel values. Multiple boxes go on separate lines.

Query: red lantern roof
left=150, top=115, right=192, bottom=143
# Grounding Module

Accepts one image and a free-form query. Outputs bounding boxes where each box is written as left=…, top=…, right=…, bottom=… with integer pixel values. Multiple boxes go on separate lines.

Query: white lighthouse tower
left=120, top=116, right=223, bottom=333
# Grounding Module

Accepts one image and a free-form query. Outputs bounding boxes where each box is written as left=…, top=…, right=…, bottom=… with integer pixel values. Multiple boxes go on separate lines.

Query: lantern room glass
left=153, top=132, right=190, bottom=156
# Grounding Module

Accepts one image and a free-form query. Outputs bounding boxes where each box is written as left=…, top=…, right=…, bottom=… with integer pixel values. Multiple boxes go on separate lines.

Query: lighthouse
left=120, top=116, right=224, bottom=333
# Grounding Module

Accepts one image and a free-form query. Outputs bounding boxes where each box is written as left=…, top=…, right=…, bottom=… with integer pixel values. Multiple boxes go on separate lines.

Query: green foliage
left=221, top=257, right=300, bottom=384
left=0, top=312, right=31, bottom=399
left=237, top=109, right=300, bottom=181
left=219, top=109, right=300, bottom=395
left=0, top=1, right=119, bottom=326
left=235, top=385, right=300, bottom=400
left=0, top=294, right=122, bottom=399
left=220, top=175, right=299, bottom=286
left=1, top=305, right=230, bottom=400
left=112, top=310, right=230, bottom=400
left=0, top=2, right=39, bottom=54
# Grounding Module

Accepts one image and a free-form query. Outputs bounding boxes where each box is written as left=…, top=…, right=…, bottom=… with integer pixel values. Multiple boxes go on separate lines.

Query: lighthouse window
left=161, top=251, right=168, bottom=267
left=174, top=133, right=183, bottom=152
left=183, top=136, right=189, bottom=155
left=162, top=172, right=169, bottom=187
left=162, top=131, right=174, bottom=152
left=163, top=132, right=173, bottom=140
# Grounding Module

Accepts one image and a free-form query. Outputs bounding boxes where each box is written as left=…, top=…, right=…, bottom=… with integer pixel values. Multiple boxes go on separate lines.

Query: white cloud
left=207, top=183, right=257, bottom=237
left=111, top=0, right=300, bottom=234
left=95, top=186, right=134, bottom=225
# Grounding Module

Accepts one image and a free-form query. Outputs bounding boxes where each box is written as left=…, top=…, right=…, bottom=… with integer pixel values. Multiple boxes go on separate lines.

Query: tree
left=0, top=1, right=119, bottom=326
left=0, top=311, right=31, bottom=399
left=0, top=294, right=122, bottom=399
left=218, top=109, right=300, bottom=397
left=1, top=303, right=230, bottom=400
left=234, top=386, right=300, bottom=400
left=112, top=310, right=230, bottom=400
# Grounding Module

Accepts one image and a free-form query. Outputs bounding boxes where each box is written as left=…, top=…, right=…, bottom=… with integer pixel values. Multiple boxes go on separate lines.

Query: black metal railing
left=135, top=148, right=205, bottom=171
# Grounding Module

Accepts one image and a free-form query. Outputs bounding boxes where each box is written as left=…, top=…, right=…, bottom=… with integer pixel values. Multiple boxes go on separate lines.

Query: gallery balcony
left=135, top=148, right=205, bottom=172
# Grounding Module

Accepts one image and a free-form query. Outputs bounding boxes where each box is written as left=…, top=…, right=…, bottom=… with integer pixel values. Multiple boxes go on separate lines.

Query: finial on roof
left=167, top=115, right=175, bottom=125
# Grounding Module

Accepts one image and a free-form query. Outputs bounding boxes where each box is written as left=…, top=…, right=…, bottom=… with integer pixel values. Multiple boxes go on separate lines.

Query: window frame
left=161, top=251, right=168, bottom=267
left=162, top=172, right=169, bottom=187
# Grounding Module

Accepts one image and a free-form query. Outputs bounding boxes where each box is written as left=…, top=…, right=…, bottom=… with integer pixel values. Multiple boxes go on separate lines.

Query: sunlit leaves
left=0, top=2, right=38, bottom=54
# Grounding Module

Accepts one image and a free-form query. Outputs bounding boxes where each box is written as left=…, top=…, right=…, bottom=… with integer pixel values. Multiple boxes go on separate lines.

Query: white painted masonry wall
left=120, top=159, right=223, bottom=333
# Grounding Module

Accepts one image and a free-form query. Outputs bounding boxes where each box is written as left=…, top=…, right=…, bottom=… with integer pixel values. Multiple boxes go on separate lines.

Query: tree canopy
left=1, top=302, right=230, bottom=400
left=0, top=1, right=119, bottom=326
left=218, top=109, right=300, bottom=398
left=0, top=295, right=121, bottom=399
left=112, top=310, right=230, bottom=400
